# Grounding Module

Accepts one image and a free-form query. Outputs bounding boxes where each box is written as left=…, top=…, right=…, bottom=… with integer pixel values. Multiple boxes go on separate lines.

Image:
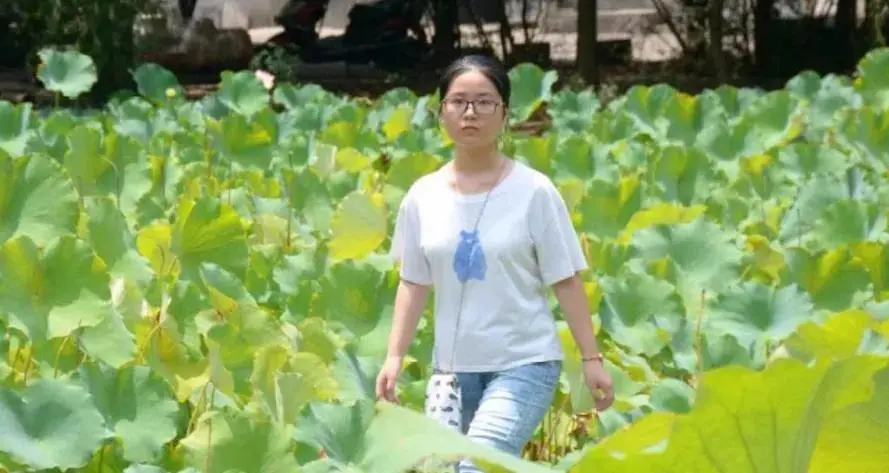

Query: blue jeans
left=455, top=360, right=562, bottom=473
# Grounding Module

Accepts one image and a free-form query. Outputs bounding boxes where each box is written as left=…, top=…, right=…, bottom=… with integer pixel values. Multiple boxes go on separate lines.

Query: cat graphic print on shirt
left=453, top=229, right=487, bottom=282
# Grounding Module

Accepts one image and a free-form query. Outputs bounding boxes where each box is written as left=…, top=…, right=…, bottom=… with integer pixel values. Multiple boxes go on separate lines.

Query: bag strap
left=441, top=158, right=509, bottom=374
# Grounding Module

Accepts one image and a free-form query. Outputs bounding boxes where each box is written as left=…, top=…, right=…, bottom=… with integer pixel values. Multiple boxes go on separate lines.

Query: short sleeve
left=389, top=189, right=433, bottom=285
left=529, top=181, right=588, bottom=285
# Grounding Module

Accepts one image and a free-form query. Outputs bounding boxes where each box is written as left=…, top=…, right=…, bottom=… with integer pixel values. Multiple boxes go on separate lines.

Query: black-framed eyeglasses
left=441, top=98, right=502, bottom=115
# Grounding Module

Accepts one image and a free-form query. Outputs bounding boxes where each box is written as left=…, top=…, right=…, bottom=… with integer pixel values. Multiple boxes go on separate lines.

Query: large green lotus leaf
left=775, top=142, right=849, bottom=183
left=566, top=355, right=889, bottom=473
left=661, top=90, right=726, bottom=148
left=294, top=400, right=556, bottom=473
left=387, top=125, right=449, bottom=161
left=808, top=362, right=889, bottom=472
left=512, top=134, right=556, bottom=175
left=0, top=234, right=113, bottom=342
left=293, top=401, right=373, bottom=468
left=385, top=151, right=441, bottom=191
left=727, top=152, right=789, bottom=202
left=836, top=106, right=889, bottom=171
left=776, top=173, right=847, bottom=245
left=277, top=102, right=326, bottom=137
left=781, top=309, right=889, bottom=362
left=63, top=122, right=108, bottom=196
left=319, top=120, right=381, bottom=161
left=648, top=378, right=695, bottom=414
left=131, top=62, right=185, bottom=104
left=35, top=48, right=98, bottom=99
left=693, top=114, right=750, bottom=165
left=585, top=108, right=637, bottom=145
left=619, top=202, right=707, bottom=244
left=251, top=348, right=339, bottom=424
left=23, top=108, right=76, bottom=157
left=0, top=153, right=79, bottom=246
left=548, top=88, right=600, bottom=133
left=598, top=266, right=683, bottom=357
left=630, top=217, right=743, bottom=297
left=850, top=241, right=889, bottom=298
left=75, top=363, right=181, bottom=463
left=854, top=47, right=889, bottom=111
left=563, top=411, right=676, bottom=472
left=735, top=90, right=805, bottom=153
left=284, top=167, right=335, bottom=234
left=330, top=345, right=384, bottom=405
left=811, top=198, right=886, bottom=248
left=216, top=70, right=271, bottom=117
left=84, top=196, right=154, bottom=285
left=576, top=175, right=642, bottom=240
left=211, top=108, right=277, bottom=170
left=169, top=196, right=249, bottom=281
left=701, top=332, right=757, bottom=369
left=508, top=62, right=558, bottom=123
left=79, top=303, right=138, bottom=369
left=179, top=408, right=299, bottom=473
left=311, top=259, right=392, bottom=338
left=104, top=97, right=160, bottom=143
left=380, top=105, right=413, bottom=142
left=619, top=84, right=678, bottom=140
left=98, top=131, right=154, bottom=218
left=0, top=102, right=34, bottom=157
left=0, top=378, right=110, bottom=470
left=785, top=72, right=861, bottom=136
left=697, top=85, right=761, bottom=122
left=550, top=135, right=596, bottom=183
left=649, top=145, right=715, bottom=205
left=703, top=281, right=814, bottom=357
left=273, top=82, right=339, bottom=112
left=327, top=190, right=388, bottom=262
left=201, top=264, right=289, bottom=395
left=783, top=247, right=872, bottom=311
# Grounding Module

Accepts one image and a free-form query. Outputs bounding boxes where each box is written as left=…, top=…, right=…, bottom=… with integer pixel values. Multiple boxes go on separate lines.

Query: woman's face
left=439, top=69, right=506, bottom=149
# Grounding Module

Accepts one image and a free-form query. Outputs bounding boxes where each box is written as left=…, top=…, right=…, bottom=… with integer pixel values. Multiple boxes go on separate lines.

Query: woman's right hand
left=375, top=355, right=403, bottom=403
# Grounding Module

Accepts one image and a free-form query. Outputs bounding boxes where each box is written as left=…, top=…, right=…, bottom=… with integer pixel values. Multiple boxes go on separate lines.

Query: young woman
left=376, top=55, right=614, bottom=469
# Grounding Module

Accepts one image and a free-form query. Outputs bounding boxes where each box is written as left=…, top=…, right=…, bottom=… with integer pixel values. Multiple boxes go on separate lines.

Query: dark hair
left=438, top=54, right=511, bottom=106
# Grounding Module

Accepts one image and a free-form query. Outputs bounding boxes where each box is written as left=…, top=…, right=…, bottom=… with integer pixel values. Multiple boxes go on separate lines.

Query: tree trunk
left=433, top=0, right=460, bottom=64
left=834, top=0, right=857, bottom=69
left=708, top=0, right=726, bottom=80
left=753, top=0, right=775, bottom=76
left=577, top=0, right=598, bottom=86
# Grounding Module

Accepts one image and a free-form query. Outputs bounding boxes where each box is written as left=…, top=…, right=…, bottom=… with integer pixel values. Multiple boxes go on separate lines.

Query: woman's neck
left=452, top=145, right=503, bottom=175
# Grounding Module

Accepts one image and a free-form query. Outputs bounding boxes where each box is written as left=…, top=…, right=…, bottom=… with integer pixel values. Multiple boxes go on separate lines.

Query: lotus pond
left=1, top=47, right=888, bottom=473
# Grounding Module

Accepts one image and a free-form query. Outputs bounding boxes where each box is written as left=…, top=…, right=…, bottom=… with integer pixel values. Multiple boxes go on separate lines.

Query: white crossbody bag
left=421, top=161, right=508, bottom=471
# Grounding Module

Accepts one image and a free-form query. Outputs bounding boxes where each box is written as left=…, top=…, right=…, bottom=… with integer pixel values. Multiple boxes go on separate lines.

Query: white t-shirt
left=390, top=160, right=588, bottom=372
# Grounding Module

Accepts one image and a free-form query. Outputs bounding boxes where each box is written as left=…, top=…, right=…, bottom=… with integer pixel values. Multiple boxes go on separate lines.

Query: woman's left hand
left=583, top=358, right=614, bottom=411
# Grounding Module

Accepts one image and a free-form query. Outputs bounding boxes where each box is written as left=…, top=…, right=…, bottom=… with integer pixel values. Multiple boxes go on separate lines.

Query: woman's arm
left=552, top=273, right=614, bottom=410
left=551, top=274, right=601, bottom=360
left=385, top=279, right=431, bottom=360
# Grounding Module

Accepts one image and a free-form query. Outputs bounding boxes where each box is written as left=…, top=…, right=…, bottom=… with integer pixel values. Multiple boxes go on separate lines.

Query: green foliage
left=6, top=0, right=153, bottom=100
left=1, top=46, right=889, bottom=472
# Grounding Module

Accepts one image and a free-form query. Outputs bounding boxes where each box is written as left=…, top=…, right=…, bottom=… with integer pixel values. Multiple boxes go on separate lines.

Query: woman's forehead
left=446, top=70, right=500, bottom=95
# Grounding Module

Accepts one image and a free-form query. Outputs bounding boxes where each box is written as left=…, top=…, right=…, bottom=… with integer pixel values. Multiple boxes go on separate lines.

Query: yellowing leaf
left=328, top=190, right=388, bottom=261
left=336, top=147, right=373, bottom=172
left=382, top=106, right=412, bottom=141
left=620, top=202, right=706, bottom=242
left=744, top=234, right=785, bottom=283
